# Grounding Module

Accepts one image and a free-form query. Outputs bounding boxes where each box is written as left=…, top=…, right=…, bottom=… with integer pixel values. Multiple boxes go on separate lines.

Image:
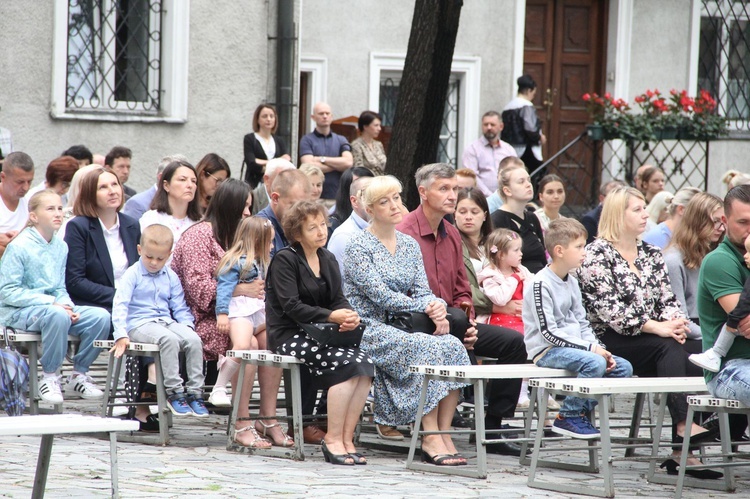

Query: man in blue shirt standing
left=299, top=102, right=353, bottom=203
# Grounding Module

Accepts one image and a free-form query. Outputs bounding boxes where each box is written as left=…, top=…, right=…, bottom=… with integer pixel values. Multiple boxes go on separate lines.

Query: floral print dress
left=576, top=238, right=685, bottom=337
left=344, top=230, right=470, bottom=426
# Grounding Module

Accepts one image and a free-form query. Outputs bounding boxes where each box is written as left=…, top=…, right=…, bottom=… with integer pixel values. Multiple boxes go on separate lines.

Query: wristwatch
left=319, top=156, right=327, bottom=164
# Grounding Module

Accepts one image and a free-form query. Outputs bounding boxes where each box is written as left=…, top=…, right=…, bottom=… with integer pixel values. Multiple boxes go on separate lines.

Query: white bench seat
left=406, top=363, right=576, bottom=479
left=225, top=350, right=305, bottom=460
left=0, top=414, right=138, bottom=498
left=527, top=376, right=708, bottom=498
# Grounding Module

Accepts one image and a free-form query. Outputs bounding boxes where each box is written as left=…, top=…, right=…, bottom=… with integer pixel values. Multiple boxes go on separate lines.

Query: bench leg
left=226, top=359, right=247, bottom=450
left=624, top=392, right=645, bottom=458
left=718, top=410, right=736, bottom=492
left=289, top=364, right=304, bottom=461
left=110, top=431, right=120, bottom=498
left=598, top=395, right=614, bottom=498
left=474, top=379, right=487, bottom=478
left=675, top=405, right=694, bottom=497
left=519, top=384, right=538, bottom=465
left=646, top=390, right=669, bottom=482
left=32, top=434, right=54, bottom=499
left=406, top=375, right=430, bottom=470
left=28, top=343, right=40, bottom=415
left=153, top=353, right=170, bottom=445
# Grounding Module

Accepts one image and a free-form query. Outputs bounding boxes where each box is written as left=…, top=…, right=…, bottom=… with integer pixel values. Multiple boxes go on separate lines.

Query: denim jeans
left=6, top=304, right=110, bottom=374
left=707, top=358, right=750, bottom=405
left=536, top=347, right=633, bottom=418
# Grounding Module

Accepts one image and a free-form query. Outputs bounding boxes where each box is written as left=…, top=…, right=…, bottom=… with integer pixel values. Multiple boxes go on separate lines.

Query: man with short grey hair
left=122, top=154, right=188, bottom=221
left=0, top=151, right=35, bottom=256
left=397, top=162, right=528, bottom=456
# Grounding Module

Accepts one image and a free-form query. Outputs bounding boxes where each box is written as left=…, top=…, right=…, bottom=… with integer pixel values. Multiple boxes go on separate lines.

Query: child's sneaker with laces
left=168, top=393, right=192, bottom=416
left=38, top=375, right=64, bottom=404
left=689, top=348, right=721, bottom=373
left=551, top=414, right=600, bottom=439
left=65, top=373, right=103, bottom=400
left=187, top=394, right=209, bottom=417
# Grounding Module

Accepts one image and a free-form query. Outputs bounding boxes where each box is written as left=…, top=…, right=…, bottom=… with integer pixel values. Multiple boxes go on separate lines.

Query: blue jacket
left=215, top=255, right=261, bottom=315
left=0, top=227, right=74, bottom=323
left=64, top=214, right=141, bottom=312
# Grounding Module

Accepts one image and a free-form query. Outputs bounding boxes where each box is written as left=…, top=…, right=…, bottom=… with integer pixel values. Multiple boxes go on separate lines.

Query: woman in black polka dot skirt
left=266, top=201, right=374, bottom=465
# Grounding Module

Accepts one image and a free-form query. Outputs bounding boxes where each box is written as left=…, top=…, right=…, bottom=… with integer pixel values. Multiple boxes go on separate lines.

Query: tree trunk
left=386, top=0, right=463, bottom=209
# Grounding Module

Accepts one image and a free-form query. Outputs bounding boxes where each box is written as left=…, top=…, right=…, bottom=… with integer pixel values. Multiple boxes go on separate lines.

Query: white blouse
left=99, top=215, right=129, bottom=288
left=140, top=210, right=199, bottom=249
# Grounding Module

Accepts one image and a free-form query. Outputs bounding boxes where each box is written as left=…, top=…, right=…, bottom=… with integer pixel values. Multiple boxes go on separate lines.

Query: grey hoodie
left=523, top=266, right=601, bottom=361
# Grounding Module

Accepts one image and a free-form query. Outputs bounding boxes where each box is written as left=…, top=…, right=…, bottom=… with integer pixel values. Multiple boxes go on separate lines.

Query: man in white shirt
left=327, top=176, right=373, bottom=275
left=0, top=151, right=34, bottom=256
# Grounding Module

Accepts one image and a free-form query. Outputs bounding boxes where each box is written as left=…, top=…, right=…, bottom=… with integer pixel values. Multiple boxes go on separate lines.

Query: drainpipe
left=275, top=0, right=296, bottom=156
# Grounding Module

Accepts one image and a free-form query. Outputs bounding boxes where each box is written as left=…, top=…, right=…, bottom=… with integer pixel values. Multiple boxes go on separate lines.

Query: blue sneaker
left=187, top=395, right=209, bottom=418
left=551, top=415, right=600, bottom=440
left=168, top=394, right=192, bottom=416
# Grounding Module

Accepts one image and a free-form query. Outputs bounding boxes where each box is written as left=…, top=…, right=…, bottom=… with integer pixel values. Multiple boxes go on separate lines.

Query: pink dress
left=170, top=222, right=226, bottom=361
left=476, top=264, right=531, bottom=334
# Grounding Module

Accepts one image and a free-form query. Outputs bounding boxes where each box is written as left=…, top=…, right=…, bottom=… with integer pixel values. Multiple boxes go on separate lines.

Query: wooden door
left=523, top=0, right=607, bottom=158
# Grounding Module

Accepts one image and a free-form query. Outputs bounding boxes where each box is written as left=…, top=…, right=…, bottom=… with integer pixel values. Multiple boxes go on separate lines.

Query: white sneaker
left=516, top=399, right=531, bottom=410
left=65, top=373, right=104, bottom=400
left=208, top=387, right=232, bottom=407
left=111, top=398, right=130, bottom=417
left=689, top=349, right=721, bottom=373
left=38, top=375, right=64, bottom=404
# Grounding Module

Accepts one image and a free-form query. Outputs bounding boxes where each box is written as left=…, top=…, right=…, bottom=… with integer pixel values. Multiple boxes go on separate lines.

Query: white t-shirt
left=256, top=133, right=276, bottom=161
left=140, top=210, right=198, bottom=249
left=0, top=195, right=29, bottom=233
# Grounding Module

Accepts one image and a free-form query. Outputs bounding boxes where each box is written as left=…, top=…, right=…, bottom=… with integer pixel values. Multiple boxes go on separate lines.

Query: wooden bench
left=225, top=350, right=305, bottom=460
left=406, top=364, right=575, bottom=479
left=94, top=340, right=173, bottom=445
left=672, top=395, right=750, bottom=496
left=527, top=376, right=707, bottom=498
left=2, top=327, right=81, bottom=415
left=0, top=414, right=138, bottom=498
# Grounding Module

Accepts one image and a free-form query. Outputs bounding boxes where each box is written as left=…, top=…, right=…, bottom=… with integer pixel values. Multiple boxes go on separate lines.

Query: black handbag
left=385, top=312, right=437, bottom=334
left=298, top=322, right=365, bottom=348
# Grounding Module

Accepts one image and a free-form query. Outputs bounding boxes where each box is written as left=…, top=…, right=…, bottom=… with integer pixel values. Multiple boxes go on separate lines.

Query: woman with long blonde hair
left=664, top=192, right=725, bottom=340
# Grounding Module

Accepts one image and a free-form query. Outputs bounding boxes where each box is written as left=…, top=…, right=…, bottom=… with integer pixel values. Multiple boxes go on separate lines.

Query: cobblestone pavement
left=0, top=395, right=747, bottom=498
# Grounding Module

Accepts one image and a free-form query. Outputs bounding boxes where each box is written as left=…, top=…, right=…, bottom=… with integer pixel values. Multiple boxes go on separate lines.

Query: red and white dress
left=476, top=264, right=532, bottom=334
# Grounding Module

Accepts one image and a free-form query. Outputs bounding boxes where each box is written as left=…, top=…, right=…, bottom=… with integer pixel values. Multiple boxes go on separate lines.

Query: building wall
left=299, top=0, right=518, bottom=137
left=0, top=1, right=271, bottom=191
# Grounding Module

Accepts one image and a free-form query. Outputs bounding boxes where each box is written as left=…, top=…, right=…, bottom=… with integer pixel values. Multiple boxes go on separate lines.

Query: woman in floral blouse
left=577, top=187, right=721, bottom=476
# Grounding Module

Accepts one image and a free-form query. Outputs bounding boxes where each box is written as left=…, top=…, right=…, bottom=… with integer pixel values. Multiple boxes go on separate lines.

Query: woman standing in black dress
left=243, top=104, right=291, bottom=189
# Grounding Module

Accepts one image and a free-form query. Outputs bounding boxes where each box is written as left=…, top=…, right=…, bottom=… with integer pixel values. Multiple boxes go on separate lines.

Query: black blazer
left=265, top=244, right=351, bottom=352
left=64, top=213, right=141, bottom=312
left=243, top=132, right=288, bottom=189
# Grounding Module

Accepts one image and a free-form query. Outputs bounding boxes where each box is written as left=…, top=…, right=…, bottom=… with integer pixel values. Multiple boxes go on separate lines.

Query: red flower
left=582, top=93, right=591, bottom=101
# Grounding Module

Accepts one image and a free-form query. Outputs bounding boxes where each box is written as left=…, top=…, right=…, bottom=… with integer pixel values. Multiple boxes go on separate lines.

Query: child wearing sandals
left=690, top=234, right=750, bottom=372
left=210, top=217, right=292, bottom=448
left=110, top=224, right=208, bottom=417
left=0, top=190, right=109, bottom=403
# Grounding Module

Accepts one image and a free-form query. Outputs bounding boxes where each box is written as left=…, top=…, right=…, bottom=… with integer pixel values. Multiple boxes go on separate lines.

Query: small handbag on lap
left=297, top=322, right=365, bottom=348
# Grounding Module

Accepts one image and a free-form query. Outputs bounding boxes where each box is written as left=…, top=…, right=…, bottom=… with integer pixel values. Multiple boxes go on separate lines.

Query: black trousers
left=451, top=309, right=527, bottom=420
left=601, top=329, right=701, bottom=440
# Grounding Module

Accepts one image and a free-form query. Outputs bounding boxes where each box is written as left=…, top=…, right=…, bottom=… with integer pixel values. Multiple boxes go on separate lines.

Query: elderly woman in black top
left=266, top=200, right=374, bottom=466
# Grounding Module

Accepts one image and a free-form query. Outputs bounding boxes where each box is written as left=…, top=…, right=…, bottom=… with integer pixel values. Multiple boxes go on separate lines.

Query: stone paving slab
left=0, top=396, right=748, bottom=497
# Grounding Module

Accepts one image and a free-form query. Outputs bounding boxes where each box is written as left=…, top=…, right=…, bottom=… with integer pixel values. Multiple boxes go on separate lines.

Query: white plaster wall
left=706, top=140, right=750, bottom=196
left=0, top=1, right=271, bottom=191
left=628, top=0, right=693, bottom=101
left=299, top=0, right=517, bottom=124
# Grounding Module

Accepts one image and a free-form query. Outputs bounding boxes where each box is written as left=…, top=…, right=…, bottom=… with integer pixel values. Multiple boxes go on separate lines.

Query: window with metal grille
left=66, top=0, right=162, bottom=113
left=379, top=72, right=461, bottom=167
left=699, top=0, right=750, bottom=130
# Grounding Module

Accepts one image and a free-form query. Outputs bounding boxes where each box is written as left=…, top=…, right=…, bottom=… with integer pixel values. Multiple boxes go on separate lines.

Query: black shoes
left=660, top=459, right=723, bottom=480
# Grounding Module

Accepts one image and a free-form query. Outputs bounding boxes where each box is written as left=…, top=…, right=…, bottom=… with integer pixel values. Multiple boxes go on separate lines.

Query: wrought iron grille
left=535, top=135, right=709, bottom=220
left=66, top=0, right=162, bottom=113
left=699, top=0, right=750, bottom=131
left=379, top=75, right=460, bottom=166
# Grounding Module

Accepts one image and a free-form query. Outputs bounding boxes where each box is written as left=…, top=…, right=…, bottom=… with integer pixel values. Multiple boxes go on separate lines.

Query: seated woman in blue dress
left=344, top=175, right=471, bottom=467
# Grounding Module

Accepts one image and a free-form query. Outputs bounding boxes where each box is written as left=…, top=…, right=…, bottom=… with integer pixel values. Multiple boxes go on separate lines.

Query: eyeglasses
left=206, top=172, right=226, bottom=184
left=712, top=218, right=725, bottom=229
